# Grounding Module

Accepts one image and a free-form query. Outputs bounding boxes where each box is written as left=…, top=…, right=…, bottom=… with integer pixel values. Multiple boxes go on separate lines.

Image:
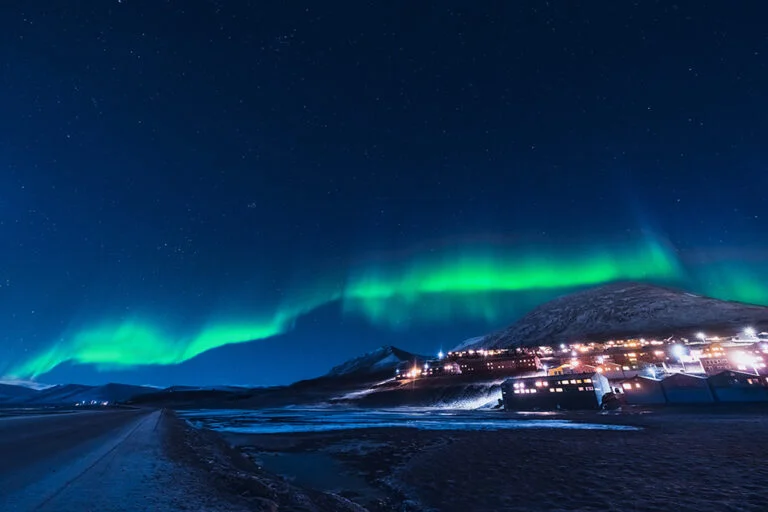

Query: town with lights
left=395, top=327, right=768, bottom=410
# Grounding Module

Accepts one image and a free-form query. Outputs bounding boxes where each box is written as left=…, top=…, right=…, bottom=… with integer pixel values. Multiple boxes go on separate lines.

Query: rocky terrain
left=469, top=282, right=768, bottom=349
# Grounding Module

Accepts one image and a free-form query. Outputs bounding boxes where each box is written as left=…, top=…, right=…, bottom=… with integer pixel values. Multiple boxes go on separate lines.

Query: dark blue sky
left=1, top=1, right=767, bottom=386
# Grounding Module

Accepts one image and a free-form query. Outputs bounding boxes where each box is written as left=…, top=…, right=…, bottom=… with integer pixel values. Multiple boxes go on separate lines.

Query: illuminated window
left=570, top=379, right=577, bottom=384
left=549, top=388, right=555, bottom=393
left=556, top=388, right=564, bottom=392
left=584, top=379, right=592, bottom=383
left=622, top=383, right=632, bottom=390
left=635, top=383, right=641, bottom=388
left=576, top=379, right=583, bottom=384
left=586, top=386, right=594, bottom=391
left=578, top=387, right=584, bottom=391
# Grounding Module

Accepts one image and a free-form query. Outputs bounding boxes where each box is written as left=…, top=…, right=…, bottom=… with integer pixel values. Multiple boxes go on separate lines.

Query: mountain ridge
left=470, top=282, right=768, bottom=349
left=326, top=345, right=429, bottom=378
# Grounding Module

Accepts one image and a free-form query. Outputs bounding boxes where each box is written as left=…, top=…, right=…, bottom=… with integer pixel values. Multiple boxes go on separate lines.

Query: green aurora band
left=12, top=235, right=765, bottom=379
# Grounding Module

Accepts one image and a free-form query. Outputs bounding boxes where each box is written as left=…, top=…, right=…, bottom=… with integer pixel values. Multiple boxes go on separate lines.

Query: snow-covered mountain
left=24, top=383, right=159, bottom=405
left=326, top=345, right=428, bottom=378
left=0, top=383, right=40, bottom=404
left=450, top=336, right=485, bottom=352
left=469, top=282, right=768, bottom=349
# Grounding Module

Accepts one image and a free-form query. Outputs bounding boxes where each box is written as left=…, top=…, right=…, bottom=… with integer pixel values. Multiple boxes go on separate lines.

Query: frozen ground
left=179, top=406, right=640, bottom=434
left=187, top=406, right=768, bottom=512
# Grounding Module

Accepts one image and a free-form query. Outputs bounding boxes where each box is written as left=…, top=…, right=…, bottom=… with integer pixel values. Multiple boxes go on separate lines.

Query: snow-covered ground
left=179, top=407, right=639, bottom=435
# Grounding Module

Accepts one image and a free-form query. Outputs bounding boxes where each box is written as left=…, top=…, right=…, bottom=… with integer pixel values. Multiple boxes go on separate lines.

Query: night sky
left=2, top=1, right=767, bottom=386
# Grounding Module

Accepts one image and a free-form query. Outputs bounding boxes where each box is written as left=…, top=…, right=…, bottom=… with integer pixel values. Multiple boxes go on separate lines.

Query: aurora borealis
left=9, top=234, right=768, bottom=380
left=2, top=2, right=768, bottom=385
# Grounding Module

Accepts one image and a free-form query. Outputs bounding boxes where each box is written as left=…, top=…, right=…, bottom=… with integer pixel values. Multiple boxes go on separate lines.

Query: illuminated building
left=660, top=373, right=715, bottom=404
left=618, top=375, right=666, bottom=405
left=501, top=372, right=611, bottom=411
left=423, top=361, right=461, bottom=377
left=394, top=360, right=426, bottom=380
left=448, top=348, right=542, bottom=376
left=706, top=370, right=768, bottom=403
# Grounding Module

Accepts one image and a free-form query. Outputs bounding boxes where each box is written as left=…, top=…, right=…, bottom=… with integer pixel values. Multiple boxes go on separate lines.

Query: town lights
left=731, top=352, right=759, bottom=375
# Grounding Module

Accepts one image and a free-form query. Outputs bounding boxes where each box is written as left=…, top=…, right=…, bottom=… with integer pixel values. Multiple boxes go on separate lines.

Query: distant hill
left=24, top=383, right=159, bottom=405
left=326, top=345, right=429, bottom=378
left=0, top=383, right=40, bottom=404
left=469, top=282, right=768, bottom=349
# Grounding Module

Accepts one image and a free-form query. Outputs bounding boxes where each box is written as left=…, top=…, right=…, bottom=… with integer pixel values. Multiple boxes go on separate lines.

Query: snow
left=371, top=353, right=400, bottom=369
left=326, top=346, right=427, bottom=377
left=450, top=335, right=486, bottom=352
left=479, top=282, right=768, bottom=349
left=180, top=407, right=640, bottom=434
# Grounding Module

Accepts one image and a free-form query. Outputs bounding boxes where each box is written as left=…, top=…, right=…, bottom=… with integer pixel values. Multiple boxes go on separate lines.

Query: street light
left=671, top=344, right=686, bottom=372
left=696, top=332, right=706, bottom=342
left=745, top=327, right=757, bottom=339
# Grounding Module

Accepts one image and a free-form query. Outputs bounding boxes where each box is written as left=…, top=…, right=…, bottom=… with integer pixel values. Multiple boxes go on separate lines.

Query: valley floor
left=8, top=404, right=766, bottom=511
left=217, top=406, right=768, bottom=512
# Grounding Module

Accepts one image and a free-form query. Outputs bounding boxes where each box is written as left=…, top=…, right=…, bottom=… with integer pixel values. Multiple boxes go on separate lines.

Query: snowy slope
left=326, top=346, right=428, bottom=377
left=450, top=336, right=485, bottom=352
left=0, top=383, right=40, bottom=404
left=469, top=282, right=768, bottom=349
left=24, top=383, right=159, bottom=405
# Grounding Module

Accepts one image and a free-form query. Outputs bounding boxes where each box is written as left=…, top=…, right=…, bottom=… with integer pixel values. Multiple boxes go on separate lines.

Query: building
left=501, top=372, right=611, bottom=411
left=660, top=373, right=715, bottom=404
left=707, top=370, right=768, bottom=403
left=696, top=343, right=767, bottom=376
left=699, top=355, right=732, bottom=375
left=618, top=375, right=667, bottom=405
left=395, top=361, right=424, bottom=380
left=547, top=362, right=598, bottom=376
left=456, top=352, right=541, bottom=376
left=423, top=361, right=461, bottom=377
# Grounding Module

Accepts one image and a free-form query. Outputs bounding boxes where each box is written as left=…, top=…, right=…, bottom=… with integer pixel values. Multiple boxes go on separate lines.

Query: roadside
left=1, top=408, right=252, bottom=512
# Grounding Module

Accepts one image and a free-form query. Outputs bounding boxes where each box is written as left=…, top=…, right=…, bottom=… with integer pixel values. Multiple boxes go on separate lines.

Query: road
left=0, top=408, right=244, bottom=512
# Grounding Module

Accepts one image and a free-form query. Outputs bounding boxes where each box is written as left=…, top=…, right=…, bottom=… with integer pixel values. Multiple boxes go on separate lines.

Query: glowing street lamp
left=671, top=344, right=686, bottom=371
left=696, top=332, right=706, bottom=342
left=744, top=327, right=757, bottom=339
left=438, top=350, right=444, bottom=360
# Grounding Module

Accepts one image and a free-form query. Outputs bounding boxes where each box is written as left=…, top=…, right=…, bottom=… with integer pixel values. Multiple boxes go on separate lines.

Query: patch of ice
left=179, top=407, right=640, bottom=435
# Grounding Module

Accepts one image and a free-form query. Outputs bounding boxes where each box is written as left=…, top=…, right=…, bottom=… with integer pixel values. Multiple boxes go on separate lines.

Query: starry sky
left=1, top=1, right=767, bottom=386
